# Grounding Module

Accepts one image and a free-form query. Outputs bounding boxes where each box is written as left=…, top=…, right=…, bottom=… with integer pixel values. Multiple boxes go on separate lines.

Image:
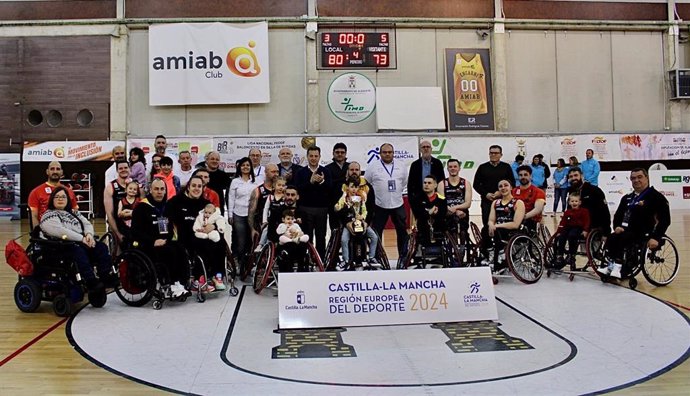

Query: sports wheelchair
left=114, top=238, right=238, bottom=309
left=589, top=233, right=679, bottom=290
left=543, top=228, right=606, bottom=281
left=324, top=225, right=390, bottom=271
left=10, top=206, right=114, bottom=317
left=252, top=240, right=324, bottom=294
left=398, top=228, right=466, bottom=270
left=472, top=221, right=544, bottom=284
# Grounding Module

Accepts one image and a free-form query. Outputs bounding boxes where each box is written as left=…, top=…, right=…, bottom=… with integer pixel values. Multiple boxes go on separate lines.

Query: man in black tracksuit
left=473, top=145, right=515, bottom=227
left=567, top=167, right=611, bottom=234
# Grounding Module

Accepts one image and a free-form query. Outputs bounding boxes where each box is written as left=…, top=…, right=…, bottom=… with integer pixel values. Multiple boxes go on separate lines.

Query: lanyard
left=382, top=160, right=394, bottom=178
left=255, top=165, right=263, bottom=177
left=628, top=188, right=650, bottom=208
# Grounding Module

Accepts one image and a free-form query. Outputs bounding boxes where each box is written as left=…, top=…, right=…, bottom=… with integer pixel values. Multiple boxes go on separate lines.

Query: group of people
left=26, top=135, right=671, bottom=297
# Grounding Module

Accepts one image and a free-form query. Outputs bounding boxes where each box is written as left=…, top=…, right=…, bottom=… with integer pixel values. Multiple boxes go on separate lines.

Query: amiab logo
left=151, top=41, right=262, bottom=79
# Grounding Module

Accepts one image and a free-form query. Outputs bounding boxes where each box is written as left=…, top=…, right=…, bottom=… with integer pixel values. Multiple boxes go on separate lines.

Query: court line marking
left=0, top=317, right=67, bottom=367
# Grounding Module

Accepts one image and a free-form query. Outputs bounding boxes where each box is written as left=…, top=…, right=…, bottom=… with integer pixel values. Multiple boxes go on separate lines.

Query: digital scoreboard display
left=318, top=31, right=395, bottom=70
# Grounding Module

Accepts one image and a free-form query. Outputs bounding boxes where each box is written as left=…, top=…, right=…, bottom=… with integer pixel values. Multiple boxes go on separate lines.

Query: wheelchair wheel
left=114, top=250, right=156, bottom=307
left=400, top=231, right=417, bottom=269
left=224, top=243, right=239, bottom=296
left=53, top=294, right=72, bottom=317
left=14, top=278, right=42, bottom=313
left=470, top=222, right=482, bottom=246
left=88, top=288, right=107, bottom=308
left=506, top=234, right=543, bottom=284
left=375, top=234, right=391, bottom=270
left=305, top=242, right=325, bottom=272
left=586, top=229, right=606, bottom=275
left=99, top=231, right=116, bottom=257
left=253, top=244, right=274, bottom=294
left=324, top=228, right=343, bottom=271
left=445, top=231, right=466, bottom=268
left=537, top=223, right=551, bottom=249
left=543, top=234, right=559, bottom=269
left=641, top=236, right=679, bottom=287
left=241, top=232, right=261, bottom=281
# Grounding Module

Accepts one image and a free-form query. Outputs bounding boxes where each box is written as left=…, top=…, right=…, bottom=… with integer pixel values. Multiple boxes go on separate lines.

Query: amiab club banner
left=278, top=268, right=498, bottom=329
left=149, top=22, right=270, bottom=106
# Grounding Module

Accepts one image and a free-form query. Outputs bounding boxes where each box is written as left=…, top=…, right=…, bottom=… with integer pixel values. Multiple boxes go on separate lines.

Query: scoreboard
left=318, top=29, right=396, bottom=70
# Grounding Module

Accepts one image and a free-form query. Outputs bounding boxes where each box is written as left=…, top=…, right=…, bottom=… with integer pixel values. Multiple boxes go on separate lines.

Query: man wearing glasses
left=473, top=145, right=515, bottom=226
left=365, top=143, right=409, bottom=258
left=407, top=140, right=445, bottom=203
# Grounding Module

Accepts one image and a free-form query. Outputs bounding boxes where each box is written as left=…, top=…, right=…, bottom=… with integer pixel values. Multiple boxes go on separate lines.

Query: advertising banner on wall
left=599, top=171, right=634, bottom=212
left=0, top=154, right=20, bottom=217
left=316, top=135, right=418, bottom=172
left=549, top=134, right=622, bottom=164
left=620, top=133, right=690, bottom=161
left=278, top=267, right=497, bottom=329
left=212, top=136, right=306, bottom=173
left=149, top=22, right=270, bottom=106
left=127, top=137, right=214, bottom=168
left=444, top=48, right=494, bottom=131
left=23, top=141, right=125, bottom=162
left=327, top=73, right=377, bottom=123
left=650, top=170, right=690, bottom=209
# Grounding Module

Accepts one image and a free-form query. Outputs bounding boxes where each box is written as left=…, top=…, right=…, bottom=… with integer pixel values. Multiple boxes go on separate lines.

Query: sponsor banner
left=278, top=267, right=497, bottom=329
left=127, top=137, right=214, bottom=168
left=149, top=22, right=270, bottom=106
left=212, top=137, right=305, bottom=173
left=0, top=154, right=20, bottom=217
left=327, top=73, right=376, bottom=123
left=550, top=134, right=622, bottom=163
left=316, top=135, right=418, bottom=172
left=445, top=48, right=494, bottom=131
left=620, top=133, right=690, bottom=161
left=651, top=170, right=690, bottom=209
left=599, top=171, right=633, bottom=212
left=23, top=141, right=125, bottom=162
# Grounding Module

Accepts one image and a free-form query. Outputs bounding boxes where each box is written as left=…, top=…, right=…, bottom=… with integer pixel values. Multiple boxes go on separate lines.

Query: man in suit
left=407, top=140, right=445, bottom=203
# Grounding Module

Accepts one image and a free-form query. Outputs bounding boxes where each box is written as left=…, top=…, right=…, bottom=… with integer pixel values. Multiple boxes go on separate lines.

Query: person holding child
left=116, top=181, right=142, bottom=245
left=334, top=177, right=380, bottom=270
left=194, top=203, right=226, bottom=243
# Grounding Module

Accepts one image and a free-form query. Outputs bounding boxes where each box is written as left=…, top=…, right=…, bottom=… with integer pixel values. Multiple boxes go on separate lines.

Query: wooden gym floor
left=0, top=213, right=688, bottom=395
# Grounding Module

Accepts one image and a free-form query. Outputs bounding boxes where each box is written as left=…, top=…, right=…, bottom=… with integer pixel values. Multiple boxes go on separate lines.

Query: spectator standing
left=294, top=146, right=332, bottom=259
left=581, top=149, right=601, bottom=186
left=325, top=142, right=350, bottom=229
left=407, top=140, right=445, bottom=203
left=473, top=145, right=515, bottom=226
left=552, top=158, right=570, bottom=215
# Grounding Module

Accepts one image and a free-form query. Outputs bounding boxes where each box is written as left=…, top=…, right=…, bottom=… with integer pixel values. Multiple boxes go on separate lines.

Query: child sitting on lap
left=277, top=209, right=309, bottom=245
left=555, top=192, right=590, bottom=269
left=194, top=203, right=226, bottom=243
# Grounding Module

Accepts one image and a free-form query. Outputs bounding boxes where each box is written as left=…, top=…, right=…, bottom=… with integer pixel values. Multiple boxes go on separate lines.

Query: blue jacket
left=581, top=158, right=600, bottom=186
left=553, top=167, right=569, bottom=189
left=511, top=161, right=521, bottom=182
left=530, top=164, right=546, bottom=189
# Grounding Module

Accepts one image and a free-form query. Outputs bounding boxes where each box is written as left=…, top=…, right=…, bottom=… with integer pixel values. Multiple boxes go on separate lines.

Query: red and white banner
left=149, top=22, right=270, bottom=106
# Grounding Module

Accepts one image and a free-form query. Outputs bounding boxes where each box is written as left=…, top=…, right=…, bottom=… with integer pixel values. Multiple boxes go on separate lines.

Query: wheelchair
left=543, top=228, right=606, bottom=281
left=11, top=206, right=114, bottom=317
left=252, top=240, right=324, bottom=294
left=324, top=225, right=390, bottom=271
left=473, top=223, right=544, bottom=284
left=589, top=233, right=679, bottom=290
left=240, top=224, right=266, bottom=282
left=446, top=219, right=481, bottom=267
left=398, top=228, right=466, bottom=269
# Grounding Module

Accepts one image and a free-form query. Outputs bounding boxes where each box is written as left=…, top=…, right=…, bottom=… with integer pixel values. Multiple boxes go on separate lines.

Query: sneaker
left=367, top=257, right=380, bottom=267
left=213, top=274, right=226, bottom=291
left=610, top=263, right=623, bottom=279
left=336, top=260, right=348, bottom=271
left=597, top=262, right=613, bottom=276
left=254, top=244, right=263, bottom=253
left=191, top=280, right=200, bottom=292
left=171, top=282, right=186, bottom=298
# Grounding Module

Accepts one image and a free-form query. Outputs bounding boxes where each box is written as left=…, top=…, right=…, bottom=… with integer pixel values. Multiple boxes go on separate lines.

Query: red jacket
left=557, top=207, right=590, bottom=231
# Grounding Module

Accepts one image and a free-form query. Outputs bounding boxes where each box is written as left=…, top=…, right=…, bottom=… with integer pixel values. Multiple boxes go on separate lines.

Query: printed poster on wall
left=149, top=22, right=270, bottom=106
left=650, top=170, right=690, bottom=209
left=0, top=154, right=20, bottom=217
left=550, top=134, right=622, bottom=164
left=444, top=48, right=494, bottom=131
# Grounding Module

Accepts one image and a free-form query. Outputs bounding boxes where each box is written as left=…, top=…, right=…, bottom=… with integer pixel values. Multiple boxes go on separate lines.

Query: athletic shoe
left=336, top=261, right=348, bottom=271
left=191, top=280, right=200, bottom=292
left=367, top=257, right=380, bottom=267
left=610, top=263, right=623, bottom=279
left=254, top=244, right=263, bottom=253
left=171, top=282, right=187, bottom=298
left=597, top=262, right=613, bottom=276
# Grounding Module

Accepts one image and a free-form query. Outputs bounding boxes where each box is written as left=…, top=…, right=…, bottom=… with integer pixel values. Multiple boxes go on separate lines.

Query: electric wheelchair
left=252, top=240, right=324, bottom=294
left=10, top=206, right=114, bottom=317
left=324, top=225, right=390, bottom=271
left=589, top=233, right=679, bottom=289
left=472, top=221, right=544, bottom=284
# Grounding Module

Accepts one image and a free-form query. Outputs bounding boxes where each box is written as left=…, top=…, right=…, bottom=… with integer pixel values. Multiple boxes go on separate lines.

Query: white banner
left=278, top=267, right=498, bottom=329
left=650, top=170, right=690, bottom=209
left=212, top=137, right=305, bottom=173
left=316, top=135, right=418, bottom=172
left=23, top=141, right=125, bottom=162
left=149, top=22, right=270, bottom=106
left=620, top=133, right=690, bottom=161
left=550, top=134, right=622, bottom=163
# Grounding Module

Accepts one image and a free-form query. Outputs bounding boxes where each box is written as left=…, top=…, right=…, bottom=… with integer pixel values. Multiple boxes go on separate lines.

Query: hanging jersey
left=266, top=195, right=286, bottom=224
left=494, top=198, right=517, bottom=225
left=453, top=53, right=488, bottom=116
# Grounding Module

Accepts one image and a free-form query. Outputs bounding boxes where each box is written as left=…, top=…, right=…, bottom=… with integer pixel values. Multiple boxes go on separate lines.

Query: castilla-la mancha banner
left=149, top=22, right=270, bottom=106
